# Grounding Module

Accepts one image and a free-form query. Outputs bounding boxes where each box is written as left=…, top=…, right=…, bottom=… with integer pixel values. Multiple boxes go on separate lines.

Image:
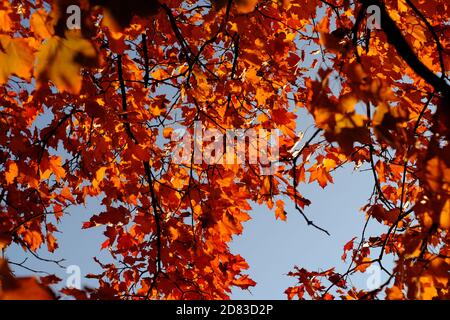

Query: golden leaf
left=0, top=36, right=35, bottom=84
left=35, top=31, right=98, bottom=94
left=0, top=9, right=12, bottom=32
left=5, top=162, right=18, bottom=185
left=439, top=199, right=450, bottom=230
left=30, top=9, right=53, bottom=39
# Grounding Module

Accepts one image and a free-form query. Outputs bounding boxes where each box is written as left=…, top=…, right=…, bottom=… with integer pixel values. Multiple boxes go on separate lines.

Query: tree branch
left=358, top=0, right=450, bottom=101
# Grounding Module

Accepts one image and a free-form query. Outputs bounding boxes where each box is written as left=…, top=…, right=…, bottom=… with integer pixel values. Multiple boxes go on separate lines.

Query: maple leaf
left=386, top=285, right=404, bottom=300
left=46, top=233, right=58, bottom=253
left=232, top=274, right=256, bottom=289
left=39, top=274, right=62, bottom=286
left=0, top=35, right=35, bottom=84
left=40, top=156, right=66, bottom=182
left=341, top=237, right=356, bottom=261
left=30, top=9, right=53, bottom=39
left=0, top=7, right=12, bottom=32
left=275, top=199, right=287, bottom=221
left=35, top=31, right=98, bottom=94
left=163, top=127, right=173, bottom=139
left=5, top=161, right=18, bottom=185
left=92, top=167, right=107, bottom=189
left=439, top=199, right=450, bottom=230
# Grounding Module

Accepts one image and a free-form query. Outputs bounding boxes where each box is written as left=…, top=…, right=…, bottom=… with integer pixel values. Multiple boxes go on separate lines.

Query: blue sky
left=231, top=165, right=391, bottom=299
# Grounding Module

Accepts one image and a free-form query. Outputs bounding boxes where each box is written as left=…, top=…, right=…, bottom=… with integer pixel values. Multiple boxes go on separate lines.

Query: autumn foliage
left=0, top=0, right=450, bottom=300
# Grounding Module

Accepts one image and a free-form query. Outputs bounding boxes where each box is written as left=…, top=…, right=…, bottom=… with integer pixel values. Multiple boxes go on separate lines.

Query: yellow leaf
left=35, top=31, right=98, bottom=94
left=30, top=9, right=53, bottom=39
left=96, top=167, right=107, bottom=181
left=236, top=0, right=259, bottom=14
left=168, top=226, right=180, bottom=241
left=323, top=158, right=336, bottom=171
left=386, top=285, right=404, bottom=300
left=5, top=162, right=18, bottom=185
left=213, top=0, right=259, bottom=13
left=338, top=93, right=358, bottom=113
left=275, top=199, right=286, bottom=221
left=21, top=229, right=44, bottom=251
left=397, top=0, right=408, bottom=12
left=163, top=127, right=173, bottom=139
left=439, top=199, right=450, bottom=230
left=49, top=156, right=66, bottom=182
left=334, top=113, right=366, bottom=133
left=93, top=167, right=107, bottom=189
left=151, top=69, right=167, bottom=81
left=254, top=38, right=264, bottom=48
left=418, top=276, right=438, bottom=299
left=355, top=257, right=371, bottom=272
left=0, top=10, right=12, bottom=32
left=0, top=36, right=35, bottom=84
left=229, top=22, right=239, bottom=33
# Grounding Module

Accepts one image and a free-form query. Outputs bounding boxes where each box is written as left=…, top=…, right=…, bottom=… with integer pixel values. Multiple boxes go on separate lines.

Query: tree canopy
left=0, top=0, right=449, bottom=300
